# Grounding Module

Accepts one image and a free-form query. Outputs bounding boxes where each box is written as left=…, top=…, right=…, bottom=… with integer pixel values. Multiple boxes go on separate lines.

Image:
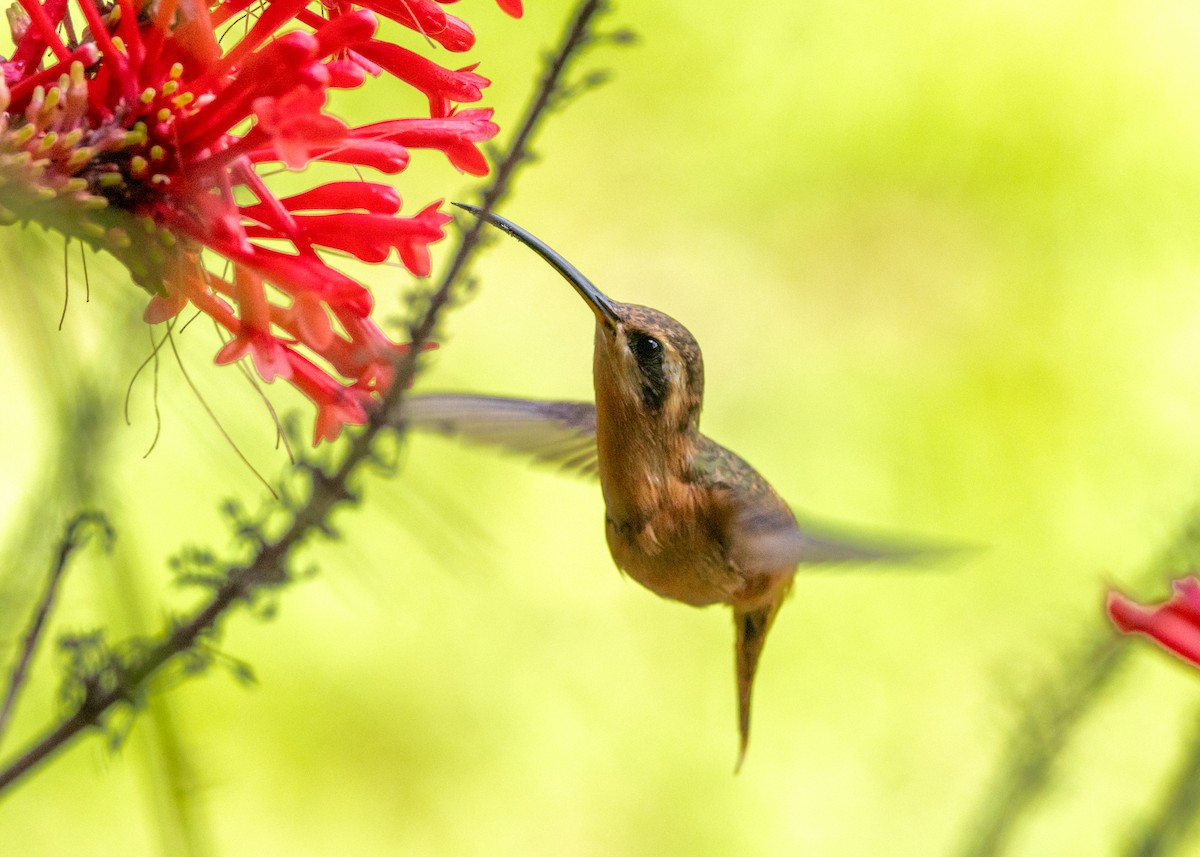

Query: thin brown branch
left=0, top=513, right=114, bottom=745
left=0, top=0, right=618, bottom=798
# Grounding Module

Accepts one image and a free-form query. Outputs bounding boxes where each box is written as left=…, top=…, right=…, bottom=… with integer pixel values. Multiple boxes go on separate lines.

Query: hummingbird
left=404, top=204, right=934, bottom=768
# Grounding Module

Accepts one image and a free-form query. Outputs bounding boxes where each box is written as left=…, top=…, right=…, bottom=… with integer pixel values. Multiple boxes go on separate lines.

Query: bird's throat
left=593, top=378, right=698, bottom=530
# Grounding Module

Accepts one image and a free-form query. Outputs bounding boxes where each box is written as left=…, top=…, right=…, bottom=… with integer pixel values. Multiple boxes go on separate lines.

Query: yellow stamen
left=122, top=127, right=147, bottom=148
left=26, top=85, right=44, bottom=111
left=66, top=147, right=94, bottom=170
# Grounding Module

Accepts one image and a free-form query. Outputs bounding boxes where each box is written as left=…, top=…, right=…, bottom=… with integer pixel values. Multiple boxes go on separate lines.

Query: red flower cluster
left=0, top=0, right=520, bottom=443
left=1108, top=576, right=1200, bottom=668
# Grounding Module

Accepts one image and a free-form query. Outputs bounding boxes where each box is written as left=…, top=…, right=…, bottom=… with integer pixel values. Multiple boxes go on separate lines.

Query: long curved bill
left=454, top=203, right=621, bottom=330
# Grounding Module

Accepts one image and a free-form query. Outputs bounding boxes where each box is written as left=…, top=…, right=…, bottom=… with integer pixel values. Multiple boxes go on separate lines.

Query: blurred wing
left=694, top=437, right=951, bottom=573
left=733, top=503, right=954, bottom=574
left=401, top=393, right=599, bottom=478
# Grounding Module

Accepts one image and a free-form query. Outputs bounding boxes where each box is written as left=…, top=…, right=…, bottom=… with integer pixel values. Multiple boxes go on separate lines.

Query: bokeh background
left=5, top=0, right=1200, bottom=854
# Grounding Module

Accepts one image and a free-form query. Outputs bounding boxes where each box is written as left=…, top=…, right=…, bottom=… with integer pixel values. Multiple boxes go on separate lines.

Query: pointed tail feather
left=732, top=599, right=784, bottom=773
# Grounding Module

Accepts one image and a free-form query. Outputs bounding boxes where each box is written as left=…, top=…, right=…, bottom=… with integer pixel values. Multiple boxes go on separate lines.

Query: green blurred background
left=6, top=0, right=1200, bottom=854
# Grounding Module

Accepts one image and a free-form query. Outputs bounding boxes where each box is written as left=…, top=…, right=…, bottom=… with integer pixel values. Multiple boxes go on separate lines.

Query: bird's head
left=457, top=204, right=705, bottom=437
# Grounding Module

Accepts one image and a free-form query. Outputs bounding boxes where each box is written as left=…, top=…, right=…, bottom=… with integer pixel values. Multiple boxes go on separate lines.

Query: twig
left=0, top=513, right=113, bottom=745
left=0, top=0, right=618, bottom=798
left=1121, top=700, right=1200, bottom=857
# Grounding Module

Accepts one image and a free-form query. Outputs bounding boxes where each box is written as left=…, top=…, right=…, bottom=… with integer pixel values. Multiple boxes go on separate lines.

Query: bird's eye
left=631, top=334, right=662, bottom=363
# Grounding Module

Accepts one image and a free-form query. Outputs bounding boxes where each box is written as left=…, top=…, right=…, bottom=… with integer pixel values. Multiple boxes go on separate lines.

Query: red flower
left=1107, top=576, right=1200, bottom=667
left=0, top=0, right=518, bottom=444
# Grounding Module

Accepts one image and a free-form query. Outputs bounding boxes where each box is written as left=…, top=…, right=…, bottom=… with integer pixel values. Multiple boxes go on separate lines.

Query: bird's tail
left=733, top=595, right=786, bottom=773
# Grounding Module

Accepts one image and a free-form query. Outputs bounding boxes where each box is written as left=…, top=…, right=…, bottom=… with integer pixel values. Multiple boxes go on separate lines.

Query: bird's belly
left=604, top=519, right=735, bottom=607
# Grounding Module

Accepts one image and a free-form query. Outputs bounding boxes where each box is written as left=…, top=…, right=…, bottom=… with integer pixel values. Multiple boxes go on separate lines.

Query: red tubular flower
left=0, top=0, right=520, bottom=444
left=1107, top=576, right=1200, bottom=667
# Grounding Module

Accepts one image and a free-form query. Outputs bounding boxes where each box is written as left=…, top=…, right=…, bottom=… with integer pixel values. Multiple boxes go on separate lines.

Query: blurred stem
left=1121, top=701, right=1200, bottom=857
left=0, top=271, right=213, bottom=853
left=952, top=500, right=1200, bottom=857
left=0, top=513, right=112, bottom=745
left=952, top=635, right=1129, bottom=857
left=0, top=0, right=618, bottom=798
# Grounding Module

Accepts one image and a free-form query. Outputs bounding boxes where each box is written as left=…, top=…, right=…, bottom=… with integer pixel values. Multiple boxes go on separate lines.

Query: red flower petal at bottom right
left=1108, top=576, right=1200, bottom=667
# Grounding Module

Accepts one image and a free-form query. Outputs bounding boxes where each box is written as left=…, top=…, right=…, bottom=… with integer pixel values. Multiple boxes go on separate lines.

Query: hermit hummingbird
left=403, top=204, right=936, bottom=768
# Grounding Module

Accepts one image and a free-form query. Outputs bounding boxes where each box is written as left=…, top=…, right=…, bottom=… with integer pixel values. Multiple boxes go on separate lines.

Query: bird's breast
left=602, top=487, right=742, bottom=607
